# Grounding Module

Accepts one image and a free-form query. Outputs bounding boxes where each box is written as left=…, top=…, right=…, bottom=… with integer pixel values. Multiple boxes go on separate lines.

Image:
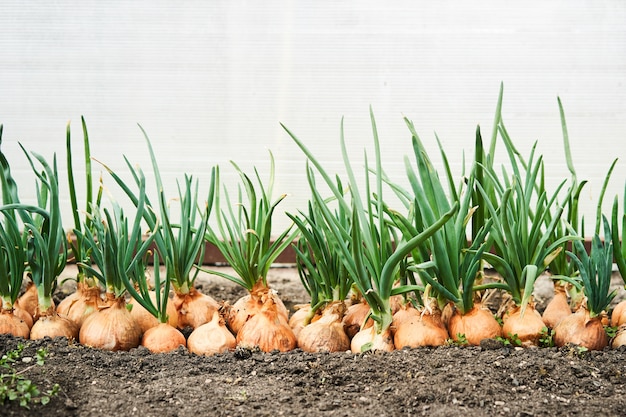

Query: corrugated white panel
left=0, top=0, right=624, bottom=236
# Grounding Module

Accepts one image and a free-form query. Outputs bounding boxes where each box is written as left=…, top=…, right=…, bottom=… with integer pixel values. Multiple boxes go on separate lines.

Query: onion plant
left=0, top=146, right=67, bottom=317
left=75, top=174, right=156, bottom=300
left=553, top=217, right=616, bottom=350
left=397, top=119, right=496, bottom=316
left=98, top=127, right=215, bottom=297
left=201, top=152, right=300, bottom=352
left=567, top=217, right=617, bottom=319
left=287, top=177, right=353, bottom=322
left=480, top=134, right=577, bottom=311
left=202, top=151, right=297, bottom=293
left=0, top=131, right=27, bottom=313
left=282, top=109, right=457, bottom=352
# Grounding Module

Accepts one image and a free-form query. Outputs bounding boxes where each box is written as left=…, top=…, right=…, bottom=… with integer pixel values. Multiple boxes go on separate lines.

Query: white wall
left=0, top=0, right=625, bottom=237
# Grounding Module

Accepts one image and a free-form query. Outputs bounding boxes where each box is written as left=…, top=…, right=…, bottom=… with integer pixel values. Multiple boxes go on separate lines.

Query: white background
left=0, top=1, right=625, bottom=237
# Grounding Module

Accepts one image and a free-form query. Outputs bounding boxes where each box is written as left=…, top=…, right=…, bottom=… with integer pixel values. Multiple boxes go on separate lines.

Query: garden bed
left=3, top=265, right=626, bottom=417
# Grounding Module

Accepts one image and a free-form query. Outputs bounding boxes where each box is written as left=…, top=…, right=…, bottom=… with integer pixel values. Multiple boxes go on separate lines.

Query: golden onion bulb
left=172, top=288, right=220, bottom=330
left=350, top=325, right=394, bottom=353
left=392, top=304, right=449, bottom=348
left=297, top=302, right=349, bottom=353
left=187, top=311, right=236, bottom=356
left=502, top=305, right=545, bottom=347
left=542, top=284, right=572, bottom=329
left=141, top=322, right=187, bottom=353
left=57, top=283, right=102, bottom=330
left=0, top=310, right=30, bottom=339
left=554, top=307, right=608, bottom=351
left=79, top=295, right=142, bottom=351
left=236, top=299, right=296, bottom=352
left=447, top=304, right=502, bottom=346
left=610, top=300, right=626, bottom=327
left=30, top=312, right=79, bottom=341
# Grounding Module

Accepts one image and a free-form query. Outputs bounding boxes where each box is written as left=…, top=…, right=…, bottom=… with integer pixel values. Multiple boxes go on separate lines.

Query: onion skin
left=350, top=325, right=394, bottom=353
left=447, top=304, right=502, bottom=346
left=79, top=295, right=142, bottom=351
left=542, top=284, right=572, bottom=329
left=141, top=323, right=187, bottom=353
left=236, top=298, right=296, bottom=352
left=30, top=312, right=79, bottom=341
left=172, top=288, right=220, bottom=330
left=611, top=300, right=626, bottom=327
left=0, top=309, right=30, bottom=339
left=17, top=283, right=41, bottom=321
left=188, top=311, right=236, bottom=356
left=289, top=304, right=312, bottom=338
left=502, top=305, right=545, bottom=347
left=297, top=302, right=349, bottom=353
left=342, top=300, right=373, bottom=340
left=227, top=281, right=289, bottom=335
left=554, top=307, right=608, bottom=351
left=13, top=305, right=33, bottom=329
left=392, top=304, right=449, bottom=348
left=57, top=282, right=102, bottom=329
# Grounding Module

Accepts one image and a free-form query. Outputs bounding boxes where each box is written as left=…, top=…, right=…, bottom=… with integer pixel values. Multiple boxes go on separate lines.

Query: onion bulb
left=611, top=300, right=626, bottom=327
left=542, top=283, right=572, bottom=329
left=502, top=304, right=545, bottom=347
left=392, top=303, right=449, bottom=348
left=141, top=322, right=187, bottom=353
left=56, top=282, right=102, bottom=329
left=0, top=309, right=30, bottom=339
left=350, top=325, right=394, bottom=353
left=554, top=307, right=608, bottom=351
left=79, top=295, right=142, bottom=351
left=188, top=310, right=236, bottom=356
left=130, top=291, right=178, bottom=334
left=227, top=281, right=289, bottom=335
left=447, top=303, right=502, bottom=346
left=172, top=287, right=220, bottom=329
left=30, top=312, right=79, bottom=341
left=342, top=299, right=373, bottom=340
left=297, top=302, right=349, bottom=353
left=236, top=297, right=296, bottom=352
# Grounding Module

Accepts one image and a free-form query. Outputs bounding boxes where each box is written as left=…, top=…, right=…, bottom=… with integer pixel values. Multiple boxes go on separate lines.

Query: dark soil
left=3, top=266, right=626, bottom=417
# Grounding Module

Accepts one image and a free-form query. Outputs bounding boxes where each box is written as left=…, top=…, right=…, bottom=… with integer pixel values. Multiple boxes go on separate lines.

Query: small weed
left=447, top=333, right=468, bottom=346
left=605, top=325, right=618, bottom=339
left=539, top=326, right=555, bottom=348
left=0, top=343, right=60, bottom=409
left=501, top=333, right=522, bottom=347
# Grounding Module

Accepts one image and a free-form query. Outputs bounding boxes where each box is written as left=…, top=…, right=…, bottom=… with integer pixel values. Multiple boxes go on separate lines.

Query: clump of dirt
left=3, top=266, right=626, bottom=417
